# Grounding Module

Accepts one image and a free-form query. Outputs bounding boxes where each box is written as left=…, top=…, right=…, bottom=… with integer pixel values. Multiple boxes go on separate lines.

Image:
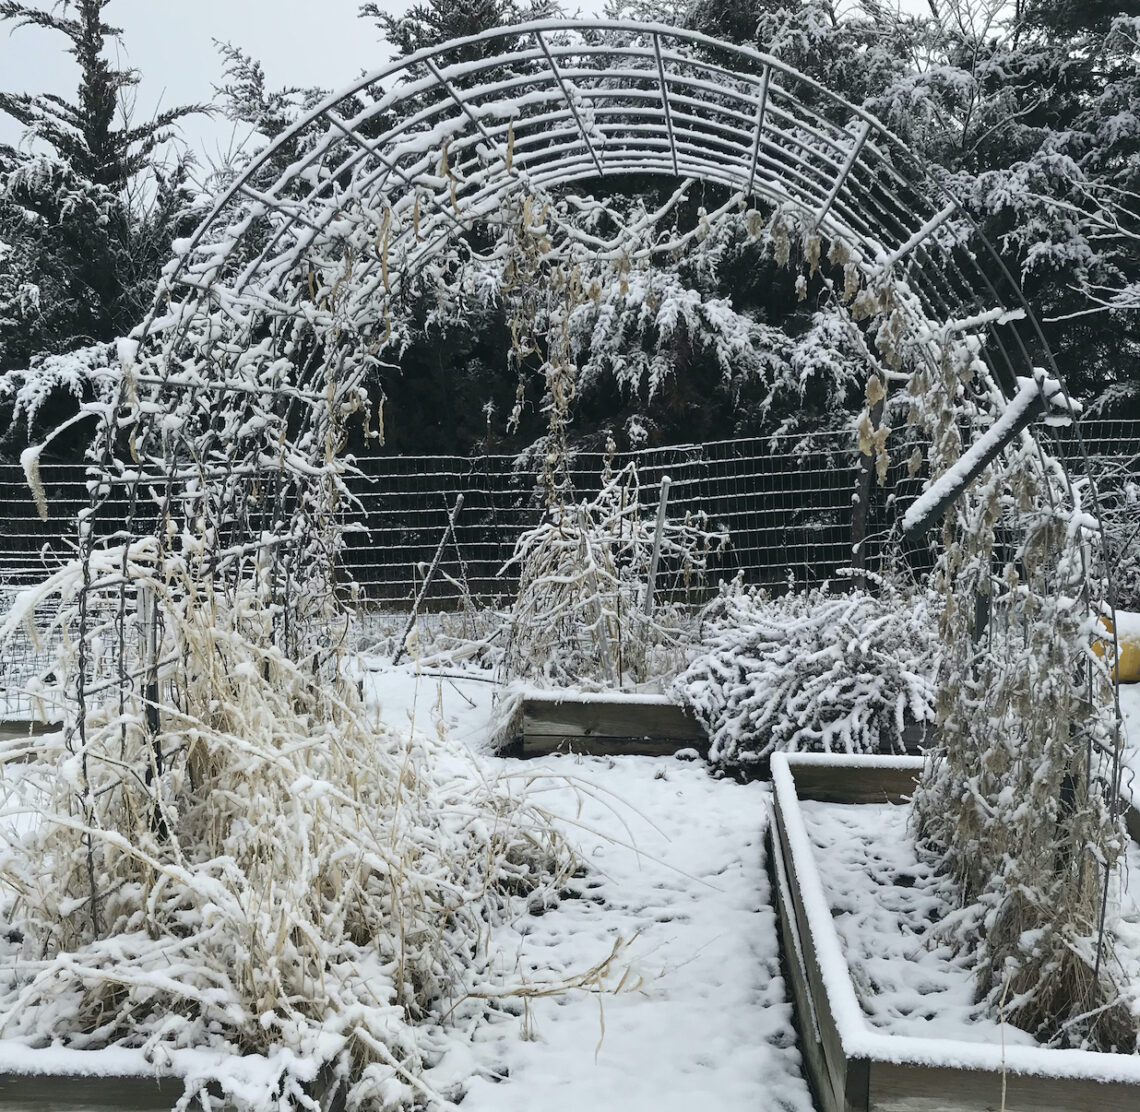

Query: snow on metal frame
left=100, top=19, right=1116, bottom=652
left=138, top=19, right=1056, bottom=399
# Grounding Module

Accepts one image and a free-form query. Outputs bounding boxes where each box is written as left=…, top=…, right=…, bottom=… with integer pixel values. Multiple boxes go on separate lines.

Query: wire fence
left=1, top=421, right=1137, bottom=717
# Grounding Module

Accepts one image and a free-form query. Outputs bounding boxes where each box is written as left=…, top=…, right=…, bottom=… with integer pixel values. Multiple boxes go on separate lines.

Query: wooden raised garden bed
left=769, top=752, right=1140, bottom=1112
left=507, top=690, right=708, bottom=758
left=0, top=720, right=61, bottom=745
left=0, top=1047, right=182, bottom=1111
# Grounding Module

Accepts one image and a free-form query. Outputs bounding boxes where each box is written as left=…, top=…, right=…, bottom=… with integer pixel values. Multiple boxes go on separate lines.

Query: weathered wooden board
left=770, top=803, right=867, bottom=1112
left=518, top=697, right=707, bottom=758
left=869, top=1060, right=1140, bottom=1112
left=1125, top=802, right=1140, bottom=846
left=772, top=756, right=1140, bottom=1112
left=787, top=761, right=921, bottom=806
left=0, top=720, right=61, bottom=743
left=786, top=755, right=1140, bottom=841
left=769, top=817, right=832, bottom=1111
left=0, top=1072, right=181, bottom=1110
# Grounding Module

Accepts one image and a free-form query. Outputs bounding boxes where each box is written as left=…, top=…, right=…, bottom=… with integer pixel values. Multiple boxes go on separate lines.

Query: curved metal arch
left=139, top=17, right=1065, bottom=410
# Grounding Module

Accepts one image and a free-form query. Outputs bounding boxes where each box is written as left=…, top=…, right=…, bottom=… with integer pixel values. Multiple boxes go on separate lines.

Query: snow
left=901, top=373, right=1073, bottom=533
left=800, top=797, right=1038, bottom=1046
left=2, top=657, right=1137, bottom=1105
left=359, top=664, right=814, bottom=1112
left=1121, top=683, right=1140, bottom=809
left=508, top=687, right=680, bottom=707
left=1114, top=609, right=1140, bottom=643
left=775, top=751, right=1140, bottom=1083
left=454, top=756, right=811, bottom=1112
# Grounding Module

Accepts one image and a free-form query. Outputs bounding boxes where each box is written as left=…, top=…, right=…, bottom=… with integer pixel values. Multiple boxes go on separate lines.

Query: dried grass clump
left=911, top=434, right=1134, bottom=1050
left=0, top=546, right=578, bottom=1109
left=672, top=577, right=937, bottom=769
left=500, top=459, right=726, bottom=689
left=915, top=581, right=1134, bottom=1051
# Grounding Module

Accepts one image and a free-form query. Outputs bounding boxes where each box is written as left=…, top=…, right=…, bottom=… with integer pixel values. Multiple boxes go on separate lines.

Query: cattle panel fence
left=1, top=422, right=1136, bottom=717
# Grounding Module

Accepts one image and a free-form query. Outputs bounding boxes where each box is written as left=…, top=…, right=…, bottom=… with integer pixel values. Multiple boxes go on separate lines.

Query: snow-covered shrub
left=500, top=458, right=726, bottom=689
left=907, top=352, right=1132, bottom=1046
left=672, top=579, right=937, bottom=768
left=0, top=342, right=118, bottom=428
left=0, top=546, right=580, bottom=1110
left=1101, top=473, right=1140, bottom=612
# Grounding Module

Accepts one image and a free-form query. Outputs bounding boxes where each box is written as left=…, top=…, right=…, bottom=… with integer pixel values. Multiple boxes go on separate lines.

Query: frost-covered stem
left=577, top=504, right=616, bottom=686
left=851, top=394, right=883, bottom=590
left=74, top=509, right=101, bottom=939
left=393, top=494, right=464, bottom=666
left=643, top=476, right=672, bottom=618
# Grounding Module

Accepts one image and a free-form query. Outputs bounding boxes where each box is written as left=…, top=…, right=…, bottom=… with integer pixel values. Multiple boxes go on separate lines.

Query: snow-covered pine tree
left=364, top=0, right=565, bottom=56
left=0, top=0, right=205, bottom=454
left=866, top=0, right=1140, bottom=417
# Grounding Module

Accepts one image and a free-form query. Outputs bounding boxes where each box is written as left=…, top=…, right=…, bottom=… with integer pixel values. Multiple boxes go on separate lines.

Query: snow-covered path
left=363, top=666, right=814, bottom=1112
left=457, top=757, right=811, bottom=1112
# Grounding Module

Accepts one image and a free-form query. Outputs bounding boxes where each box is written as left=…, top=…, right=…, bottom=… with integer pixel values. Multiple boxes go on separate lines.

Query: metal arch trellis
left=143, top=20, right=1046, bottom=367
left=51, top=18, right=1119, bottom=708
left=115, top=30, right=1100, bottom=534
left=11, top=17, right=1103, bottom=666
left=3, top=19, right=1127, bottom=1043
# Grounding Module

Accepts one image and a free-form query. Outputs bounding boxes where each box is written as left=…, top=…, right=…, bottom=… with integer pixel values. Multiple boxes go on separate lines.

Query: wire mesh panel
left=2, top=421, right=1135, bottom=715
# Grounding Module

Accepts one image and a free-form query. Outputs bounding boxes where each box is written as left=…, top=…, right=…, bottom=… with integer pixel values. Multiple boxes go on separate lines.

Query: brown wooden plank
left=768, top=819, right=834, bottom=1112
left=788, top=763, right=921, bottom=806
left=870, top=1059, right=1140, bottom=1112
left=521, top=698, right=704, bottom=743
left=778, top=759, right=1140, bottom=1112
left=0, top=1072, right=181, bottom=1110
left=1125, top=803, right=1140, bottom=847
left=0, top=721, right=61, bottom=743
left=787, top=759, right=1140, bottom=844
left=772, top=788, right=864, bottom=1112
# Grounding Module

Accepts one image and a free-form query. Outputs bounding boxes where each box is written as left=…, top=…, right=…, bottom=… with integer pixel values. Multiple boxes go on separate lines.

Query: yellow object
left=1092, top=616, right=1140, bottom=683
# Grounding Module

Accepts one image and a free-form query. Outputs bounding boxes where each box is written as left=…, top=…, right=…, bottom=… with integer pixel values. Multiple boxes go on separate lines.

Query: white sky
left=0, top=3, right=604, bottom=159
left=0, top=0, right=924, bottom=172
left=0, top=1, right=410, bottom=169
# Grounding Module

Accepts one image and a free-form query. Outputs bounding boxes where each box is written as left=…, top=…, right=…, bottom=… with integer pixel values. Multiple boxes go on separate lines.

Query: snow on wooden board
left=772, top=752, right=1140, bottom=1112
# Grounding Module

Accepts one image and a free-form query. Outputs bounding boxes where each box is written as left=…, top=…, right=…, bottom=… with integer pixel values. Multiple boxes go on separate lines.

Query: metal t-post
left=393, top=493, right=464, bottom=666
left=643, top=475, right=672, bottom=618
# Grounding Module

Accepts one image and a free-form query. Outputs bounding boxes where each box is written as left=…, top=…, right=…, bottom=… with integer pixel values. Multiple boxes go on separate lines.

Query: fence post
left=643, top=475, right=672, bottom=618
left=138, top=582, right=165, bottom=833
left=138, top=584, right=161, bottom=742
left=851, top=392, right=884, bottom=591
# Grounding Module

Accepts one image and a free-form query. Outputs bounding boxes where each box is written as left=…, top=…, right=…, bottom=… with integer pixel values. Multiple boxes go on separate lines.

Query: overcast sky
left=0, top=1, right=412, bottom=167
left=0, top=0, right=923, bottom=172
left=0, top=2, right=609, bottom=156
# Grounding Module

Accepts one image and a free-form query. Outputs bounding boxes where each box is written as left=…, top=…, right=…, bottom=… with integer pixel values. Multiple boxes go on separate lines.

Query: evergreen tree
left=869, top=1, right=1140, bottom=414
left=362, top=0, right=563, bottom=60
left=0, top=0, right=206, bottom=454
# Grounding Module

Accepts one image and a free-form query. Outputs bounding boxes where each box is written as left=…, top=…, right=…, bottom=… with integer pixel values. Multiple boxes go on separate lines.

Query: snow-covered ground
left=359, top=663, right=814, bottom=1112
left=1121, top=683, right=1140, bottom=805
left=1, top=664, right=1138, bottom=1108
left=800, top=798, right=1040, bottom=1048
